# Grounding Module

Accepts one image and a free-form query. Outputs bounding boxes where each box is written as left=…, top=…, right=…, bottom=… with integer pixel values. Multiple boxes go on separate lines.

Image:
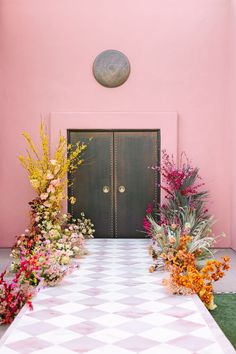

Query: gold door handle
left=118, top=185, right=126, bottom=193
left=103, top=186, right=110, bottom=193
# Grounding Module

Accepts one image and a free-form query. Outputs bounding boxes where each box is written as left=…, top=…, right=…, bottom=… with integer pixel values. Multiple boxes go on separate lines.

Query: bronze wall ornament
left=93, top=49, right=130, bottom=88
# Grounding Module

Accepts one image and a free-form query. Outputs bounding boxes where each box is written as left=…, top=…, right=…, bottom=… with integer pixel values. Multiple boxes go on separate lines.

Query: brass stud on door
left=118, top=186, right=126, bottom=193
left=103, top=186, right=110, bottom=193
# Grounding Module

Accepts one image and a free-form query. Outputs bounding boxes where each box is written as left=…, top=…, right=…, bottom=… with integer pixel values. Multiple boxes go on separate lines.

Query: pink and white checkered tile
left=0, top=239, right=235, bottom=353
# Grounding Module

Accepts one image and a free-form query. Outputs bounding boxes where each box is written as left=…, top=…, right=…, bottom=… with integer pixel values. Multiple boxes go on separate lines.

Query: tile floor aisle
left=0, top=239, right=235, bottom=354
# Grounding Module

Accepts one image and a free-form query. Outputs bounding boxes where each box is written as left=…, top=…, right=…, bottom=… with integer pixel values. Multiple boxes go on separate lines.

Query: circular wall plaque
left=93, top=50, right=130, bottom=88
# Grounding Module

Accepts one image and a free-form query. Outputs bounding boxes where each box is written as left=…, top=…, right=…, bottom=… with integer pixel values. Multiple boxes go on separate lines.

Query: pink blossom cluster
left=151, top=150, right=204, bottom=198
left=0, top=268, right=35, bottom=325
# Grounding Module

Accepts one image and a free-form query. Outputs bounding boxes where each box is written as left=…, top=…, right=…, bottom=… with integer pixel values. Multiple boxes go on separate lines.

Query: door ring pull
left=118, top=186, right=126, bottom=193
left=103, top=186, right=110, bottom=193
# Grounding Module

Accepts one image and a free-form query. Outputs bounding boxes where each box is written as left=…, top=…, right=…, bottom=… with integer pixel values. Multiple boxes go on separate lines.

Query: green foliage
left=211, top=294, right=236, bottom=349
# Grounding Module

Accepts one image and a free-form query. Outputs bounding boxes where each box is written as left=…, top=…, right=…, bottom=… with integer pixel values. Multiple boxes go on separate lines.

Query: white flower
left=184, top=222, right=191, bottom=230
left=10, top=263, right=15, bottom=271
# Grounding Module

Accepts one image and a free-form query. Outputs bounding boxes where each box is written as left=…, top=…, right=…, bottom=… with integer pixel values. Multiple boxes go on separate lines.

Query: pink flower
left=40, top=193, right=48, bottom=200
left=71, top=233, right=78, bottom=238
left=169, top=236, right=176, bottom=244
left=46, top=172, right=54, bottom=180
left=47, top=185, right=55, bottom=194
left=51, top=178, right=61, bottom=187
left=146, top=203, right=153, bottom=214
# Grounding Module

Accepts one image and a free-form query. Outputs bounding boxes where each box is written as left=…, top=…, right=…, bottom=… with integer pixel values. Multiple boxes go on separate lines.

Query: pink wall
left=230, top=1, right=236, bottom=251
left=0, top=0, right=232, bottom=247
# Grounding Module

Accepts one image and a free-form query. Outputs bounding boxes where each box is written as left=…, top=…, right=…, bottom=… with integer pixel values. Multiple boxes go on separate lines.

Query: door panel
left=68, top=130, right=159, bottom=238
left=114, top=132, right=158, bottom=238
left=69, top=131, right=113, bottom=238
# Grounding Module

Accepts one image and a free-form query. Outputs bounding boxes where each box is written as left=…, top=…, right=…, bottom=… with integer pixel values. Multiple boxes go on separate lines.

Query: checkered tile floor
left=0, top=239, right=235, bottom=353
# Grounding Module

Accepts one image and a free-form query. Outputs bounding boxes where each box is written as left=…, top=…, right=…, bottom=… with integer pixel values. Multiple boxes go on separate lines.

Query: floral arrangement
left=0, top=123, right=95, bottom=324
left=145, top=150, right=230, bottom=309
left=11, top=122, right=94, bottom=266
left=161, top=235, right=230, bottom=310
left=144, top=151, right=209, bottom=231
left=0, top=269, right=34, bottom=325
left=73, top=212, right=95, bottom=239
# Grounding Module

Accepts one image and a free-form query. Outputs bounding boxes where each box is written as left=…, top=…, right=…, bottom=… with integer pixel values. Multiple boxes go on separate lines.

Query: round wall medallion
left=93, top=49, right=130, bottom=88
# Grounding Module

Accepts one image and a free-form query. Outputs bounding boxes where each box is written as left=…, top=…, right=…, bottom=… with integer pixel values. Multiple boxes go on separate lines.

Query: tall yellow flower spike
left=19, top=121, right=87, bottom=211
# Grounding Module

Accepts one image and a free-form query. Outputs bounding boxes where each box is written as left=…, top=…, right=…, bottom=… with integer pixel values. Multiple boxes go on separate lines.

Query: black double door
left=68, top=131, right=160, bottom=238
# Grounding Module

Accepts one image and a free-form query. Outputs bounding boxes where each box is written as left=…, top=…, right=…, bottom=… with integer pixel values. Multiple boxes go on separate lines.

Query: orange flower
left=161, top=238, right=230, bottom=309
left=161, top=253, right=167, bottom=260
left=149, top=265, right=156, bottom=273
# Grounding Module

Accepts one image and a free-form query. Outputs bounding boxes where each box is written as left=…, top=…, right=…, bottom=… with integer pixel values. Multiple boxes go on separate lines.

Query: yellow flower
left=61, top=256, right=70, bottom=265
left=49, top=195, right=56, bottom=201
left=19, top=123, right=87, bottom=208
left=69, top=196, right=76, bottom=205
left=30, top=179, right=40, bottom=189
left=206, top=296, right=217, bottom=310
left=50, top=159, right=57, bottom=165
left=54, top=165, right=61, bottom=174
left=199, top=289, right=206, bottom=297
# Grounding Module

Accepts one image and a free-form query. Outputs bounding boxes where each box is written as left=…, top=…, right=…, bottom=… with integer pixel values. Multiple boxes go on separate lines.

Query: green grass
left=210, top=294, right=236, bottom=349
